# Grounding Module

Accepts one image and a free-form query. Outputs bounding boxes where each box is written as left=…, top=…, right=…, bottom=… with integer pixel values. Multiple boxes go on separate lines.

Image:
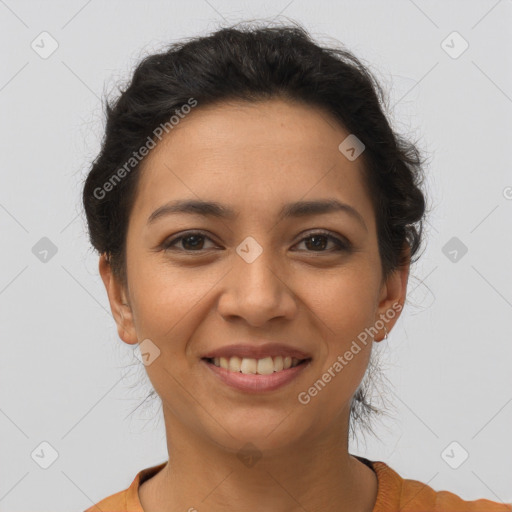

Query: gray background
left=1, top=0, right=511, bottom=510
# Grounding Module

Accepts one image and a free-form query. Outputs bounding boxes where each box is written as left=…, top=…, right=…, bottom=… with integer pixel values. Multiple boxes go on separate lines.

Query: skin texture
left=99, top=98, right=410, bottom=512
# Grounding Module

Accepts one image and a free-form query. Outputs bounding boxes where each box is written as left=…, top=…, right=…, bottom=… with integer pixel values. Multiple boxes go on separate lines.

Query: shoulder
left=84, top=488, right=128, bottom=512
left=83, top=461, right=167, bottom=512
left=399, top=472, right=512, bottom=511
left=368, top=458, right=512, bottom=512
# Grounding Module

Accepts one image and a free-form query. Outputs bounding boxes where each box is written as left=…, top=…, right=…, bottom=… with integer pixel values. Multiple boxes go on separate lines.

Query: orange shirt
left=85, top=456, right=512, bottom=512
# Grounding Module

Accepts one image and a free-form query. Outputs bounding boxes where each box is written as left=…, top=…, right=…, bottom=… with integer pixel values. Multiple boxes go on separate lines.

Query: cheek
left=306, top=276, right=376, bottom=411
left=308, top=266, right=380, bottom=335
left=127, top=261, right=194, bottom=341
left=305, top=267, right=379, bottom=396
left=128, top=259, right=224, bottom=358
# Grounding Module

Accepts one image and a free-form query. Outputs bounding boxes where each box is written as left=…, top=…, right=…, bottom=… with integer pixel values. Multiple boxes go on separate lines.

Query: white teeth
left=274, top=356, right=284, bottom=371
left=209, top=355, right=304, bottom=374
left=228, top=356, right=242, bottom=372
left=256, top=357, right=274, bottom=375
left=240, top=358, right=257, bottom=374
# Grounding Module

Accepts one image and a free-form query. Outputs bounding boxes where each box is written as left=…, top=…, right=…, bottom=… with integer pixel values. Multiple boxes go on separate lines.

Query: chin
left=209, top=414, right=311, bottom=454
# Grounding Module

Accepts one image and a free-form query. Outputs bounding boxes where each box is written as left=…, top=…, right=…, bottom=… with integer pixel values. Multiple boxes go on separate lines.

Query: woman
left=82, top=22, right=511, bottom=512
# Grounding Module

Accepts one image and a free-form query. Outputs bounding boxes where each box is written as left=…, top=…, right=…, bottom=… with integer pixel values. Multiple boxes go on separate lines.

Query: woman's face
left=100, top=98, right=408, bottom=453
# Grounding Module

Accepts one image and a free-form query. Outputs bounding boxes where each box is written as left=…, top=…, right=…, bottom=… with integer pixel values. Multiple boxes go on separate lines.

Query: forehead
left=130, top=98, right=374, bottom=227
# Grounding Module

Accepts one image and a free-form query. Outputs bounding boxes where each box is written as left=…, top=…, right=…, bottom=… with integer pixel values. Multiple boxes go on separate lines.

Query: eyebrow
left=147, top=198, right=367, bottom=231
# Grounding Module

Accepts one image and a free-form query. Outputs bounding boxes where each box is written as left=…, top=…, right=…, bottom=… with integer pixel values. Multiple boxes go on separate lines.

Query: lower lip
left=202, top=359, right=311, bottom=393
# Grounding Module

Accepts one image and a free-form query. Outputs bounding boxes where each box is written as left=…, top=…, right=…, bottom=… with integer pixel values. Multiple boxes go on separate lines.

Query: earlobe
left=117, top=303, right=138, bottom=345
left=98, top=253, right=139, bottom=345
left=376, top=247, right=411, bottom=341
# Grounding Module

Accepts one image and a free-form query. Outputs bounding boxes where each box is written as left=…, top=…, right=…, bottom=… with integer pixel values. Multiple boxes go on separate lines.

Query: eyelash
left=161, top=230, right=351, bottom=254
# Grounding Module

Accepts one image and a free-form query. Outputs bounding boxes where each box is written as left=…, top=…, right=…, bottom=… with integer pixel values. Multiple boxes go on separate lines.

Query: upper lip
left=202, top=342, right=312, bottom=360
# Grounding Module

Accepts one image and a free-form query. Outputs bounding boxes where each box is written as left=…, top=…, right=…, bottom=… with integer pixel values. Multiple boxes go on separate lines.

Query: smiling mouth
left=202, top=356, right=311, bottom=375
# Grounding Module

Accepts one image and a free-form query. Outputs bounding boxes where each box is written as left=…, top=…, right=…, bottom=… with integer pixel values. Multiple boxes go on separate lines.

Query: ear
left=98, top=253, right=139, bottom=345
left=375, top=244, right=410, bottom=340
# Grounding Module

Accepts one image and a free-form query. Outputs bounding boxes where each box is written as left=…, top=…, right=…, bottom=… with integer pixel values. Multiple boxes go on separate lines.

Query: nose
left=216, top=248, right=297, bottom=327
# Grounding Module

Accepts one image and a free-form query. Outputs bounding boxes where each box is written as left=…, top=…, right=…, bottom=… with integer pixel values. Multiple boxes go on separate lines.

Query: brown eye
left=163, top=232, right=217, bottom=252
left=161, top=230, right=351, bottom=254
left=293, top=231, right=351, bottom=253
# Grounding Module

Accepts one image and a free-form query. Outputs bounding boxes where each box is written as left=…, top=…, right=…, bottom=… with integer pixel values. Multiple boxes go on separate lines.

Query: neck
left=139, top=407, right=378, bottom=512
